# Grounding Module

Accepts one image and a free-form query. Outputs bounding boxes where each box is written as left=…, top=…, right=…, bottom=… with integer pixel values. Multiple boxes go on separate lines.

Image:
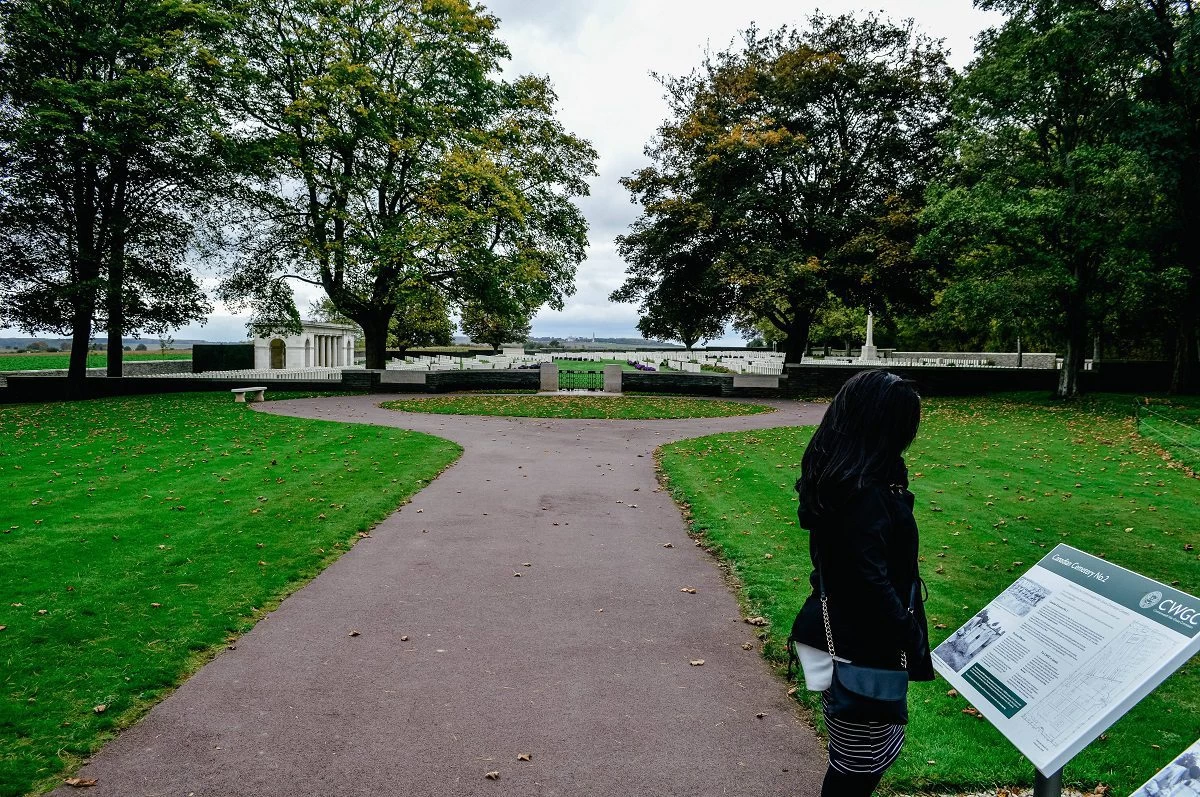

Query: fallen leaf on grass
left=689, top=659, right=705, bottom=666
left=744, top=616, right=768, bottom=626
left=64, top=778, right=97, bottom=788
left=93, top=705, right=106, bottom=714
left=946, top=689, right=959, bottom=698
left=485, top=771, right=500, bottom=780
left=150, top=603, right=161, bottom=608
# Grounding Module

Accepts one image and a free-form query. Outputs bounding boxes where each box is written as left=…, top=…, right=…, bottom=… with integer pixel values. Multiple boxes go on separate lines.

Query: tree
left=620, top=15, right=951, bottom=363
left=920, top=0, right=1159, bottom=397
left=459, top=302, right=530, bottom=352
left=611, top=198, right=730, bottom=351
left=0, top=0, right=223, bottom=384
left=217, top=0, right=596, bottom=368
left=1127, top=0, right=1200, bottom=392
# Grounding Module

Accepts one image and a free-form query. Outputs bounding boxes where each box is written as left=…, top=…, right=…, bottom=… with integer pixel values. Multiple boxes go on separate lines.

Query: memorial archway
left=270, top=339, right=285, bottom=369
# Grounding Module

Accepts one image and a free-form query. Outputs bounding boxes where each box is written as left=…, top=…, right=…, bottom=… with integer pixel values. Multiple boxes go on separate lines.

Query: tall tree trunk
left=67, top=293, right=96, bottom=392
left=105, top=164, right=128, bottom=378
left=1056, top=279, right=1088, bottom=399
left=67, top=151, right=98, bottom=387
left=361, top=312, right=392, bottom=370
left=1169, top=277, right=1197, bottom=394
left=782, top=310, right=812, bottom=364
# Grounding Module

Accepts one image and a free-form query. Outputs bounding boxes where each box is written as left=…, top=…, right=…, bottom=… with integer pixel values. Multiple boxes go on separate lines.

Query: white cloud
left=2, top=1, right=998, bottom=345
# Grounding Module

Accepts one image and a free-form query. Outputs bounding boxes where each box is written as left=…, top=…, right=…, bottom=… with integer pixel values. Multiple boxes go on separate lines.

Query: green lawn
left=0, top=393, right=460, bottom=796
left=553, top=357, right=647, bottom=372
left=658, top=393, right=1200, bottom=795
left=1136, top=397, right=1200, bottom=474
left=381, top=394, right=774, bottom=419
left=0, top=351, right=191, bottom=372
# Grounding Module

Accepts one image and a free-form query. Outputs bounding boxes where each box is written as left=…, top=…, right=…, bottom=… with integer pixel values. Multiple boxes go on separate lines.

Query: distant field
left=0, top=351, right=191, bottom=372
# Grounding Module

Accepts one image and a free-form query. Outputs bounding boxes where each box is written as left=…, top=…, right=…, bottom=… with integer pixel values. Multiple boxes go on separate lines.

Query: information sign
left=1131, top=736, right=1200, bottom=796
left=932, top=544, right=1200, bottom=776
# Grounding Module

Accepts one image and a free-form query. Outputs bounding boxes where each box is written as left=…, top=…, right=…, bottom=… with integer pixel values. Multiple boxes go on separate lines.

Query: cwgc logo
left=1141, top=591, right=1164, bottom=609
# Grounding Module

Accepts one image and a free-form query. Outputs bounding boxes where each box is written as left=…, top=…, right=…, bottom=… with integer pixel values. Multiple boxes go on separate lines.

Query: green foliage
left=0, top=393, right=461, bottom=795
left=659, top=393, right=1200, bottom=794
left=381, top=395, right=773, bottom=420
left=217, top=0, right=596, bottom=367
left=0, top=0, right=225, bottom=379
left=918, top=0, right=1184, bottom=397
left=459, top=301, right=531, bottom=351
left=620, top=14, right=951, bottom=362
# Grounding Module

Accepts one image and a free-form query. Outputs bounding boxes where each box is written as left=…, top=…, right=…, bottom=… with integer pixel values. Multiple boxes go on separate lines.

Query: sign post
left=1033, top=768, right=1062, bottom=797
left=932, top=544, right=1200, bottom=789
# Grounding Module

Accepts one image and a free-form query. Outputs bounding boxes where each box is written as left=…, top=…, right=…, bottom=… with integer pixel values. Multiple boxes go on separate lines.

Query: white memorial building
left=253, top=321, right=359, bottom=370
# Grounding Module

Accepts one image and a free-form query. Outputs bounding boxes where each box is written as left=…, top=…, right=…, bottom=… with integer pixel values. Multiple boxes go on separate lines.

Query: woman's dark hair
left=797, top=370, right=921, bottom=515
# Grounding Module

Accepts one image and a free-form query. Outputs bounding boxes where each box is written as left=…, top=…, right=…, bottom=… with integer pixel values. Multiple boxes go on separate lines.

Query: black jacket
left=790, top=474, right=935, bottom=681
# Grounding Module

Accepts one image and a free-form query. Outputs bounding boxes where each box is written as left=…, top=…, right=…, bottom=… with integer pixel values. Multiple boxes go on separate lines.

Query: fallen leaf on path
left=662, top=543, right=673, bottom=548
left=517, top=753, right=531, bottom=762
left=756, top=712, right=766, bottom=718
left=64, top=778, right=96, bottom=788
left=742, top=643, right=753, bottom=650
left=348, top=630, right=361, bottom=637
left=400, top=635, right=409, bottom=641
left=689, top=659, right=705, bottom=666
left=485, top=771, right=500, bottom=780
left=680, top=587, right=696, bottom=594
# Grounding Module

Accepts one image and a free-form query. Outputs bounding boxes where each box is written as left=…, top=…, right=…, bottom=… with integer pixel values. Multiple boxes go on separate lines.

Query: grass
left=0, top=392, right=461, bottom=796
left=0, top=352, right=191, bottom=372
left=553, top=357, right=647, bottom=372
left=380, top=394, right=774, bottom=420
left=1136, top=397, right=1200, bottom=474
left=657, top=393, right=1200, bottom=795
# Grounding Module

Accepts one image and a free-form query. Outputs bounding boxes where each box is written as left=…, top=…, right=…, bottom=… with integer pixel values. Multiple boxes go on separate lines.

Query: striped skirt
left=822, top=691, right=907, bottom=775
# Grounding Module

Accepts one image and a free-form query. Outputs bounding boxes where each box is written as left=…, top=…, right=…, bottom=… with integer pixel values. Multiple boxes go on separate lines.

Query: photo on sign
left=1132, top=744, right=1200, bottom=797
left=994, top=576, right=1049, bottom=618
left=933, top=608, right=1006, bottom=673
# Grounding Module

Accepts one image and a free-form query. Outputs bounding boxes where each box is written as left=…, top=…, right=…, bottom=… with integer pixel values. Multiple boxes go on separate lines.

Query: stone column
left=860, top=311, right=878, bottom=361
left=539, top=362, right=558, bottom=392
left=603, top=364, right=622, bottom=394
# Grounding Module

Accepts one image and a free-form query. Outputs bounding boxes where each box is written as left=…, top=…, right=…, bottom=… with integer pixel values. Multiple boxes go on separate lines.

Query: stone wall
left=887, top=351, right=1058, bottom=368
left=784, top=363, right=1060, bottom=398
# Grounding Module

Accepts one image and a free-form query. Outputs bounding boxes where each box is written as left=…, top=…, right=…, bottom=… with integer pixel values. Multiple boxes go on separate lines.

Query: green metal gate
left=558, top=369, right=604, bottom=391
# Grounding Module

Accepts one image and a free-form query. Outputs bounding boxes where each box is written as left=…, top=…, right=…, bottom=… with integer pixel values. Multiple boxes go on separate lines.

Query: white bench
left=231, top=386, right=268, bottom=403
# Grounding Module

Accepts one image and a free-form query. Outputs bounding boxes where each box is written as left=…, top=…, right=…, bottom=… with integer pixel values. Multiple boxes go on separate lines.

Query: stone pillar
left=860, top=311, right=878, bottom=361
left=603, top=364, right=622, bottom=394
left=539, top=362, right=558, bottom=392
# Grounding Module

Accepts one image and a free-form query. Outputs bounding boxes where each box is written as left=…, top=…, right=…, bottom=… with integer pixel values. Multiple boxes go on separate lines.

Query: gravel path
left=52, top=395, right=832, bottom=797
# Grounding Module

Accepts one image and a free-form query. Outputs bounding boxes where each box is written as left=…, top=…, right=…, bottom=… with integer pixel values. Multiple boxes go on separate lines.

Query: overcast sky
left=2, top=1, right=1000, bottom=344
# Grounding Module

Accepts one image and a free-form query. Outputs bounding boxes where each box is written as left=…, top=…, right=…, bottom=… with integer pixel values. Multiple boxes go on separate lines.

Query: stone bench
left=231, top=386, right=268, bottom=403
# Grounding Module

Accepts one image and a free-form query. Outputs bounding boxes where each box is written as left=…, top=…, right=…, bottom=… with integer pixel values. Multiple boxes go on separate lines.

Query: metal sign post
left=1033, top=767, right=1063, bottom=797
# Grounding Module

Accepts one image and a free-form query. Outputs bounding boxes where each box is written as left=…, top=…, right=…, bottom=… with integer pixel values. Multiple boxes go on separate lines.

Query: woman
left=790, top=370, right=934, bottom=797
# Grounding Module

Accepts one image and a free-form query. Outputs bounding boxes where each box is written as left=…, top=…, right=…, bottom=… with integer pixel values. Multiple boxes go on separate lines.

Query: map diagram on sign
left=1022, top=622, right=1170, bottom=746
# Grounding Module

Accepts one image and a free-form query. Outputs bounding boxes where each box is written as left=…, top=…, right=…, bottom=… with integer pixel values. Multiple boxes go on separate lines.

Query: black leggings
left=820, top=767, right=883, bottom=796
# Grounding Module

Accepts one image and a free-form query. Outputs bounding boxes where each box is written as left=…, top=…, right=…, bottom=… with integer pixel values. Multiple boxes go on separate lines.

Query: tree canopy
left=616, top=14, right=952, bottom=362
left=0, top=0, right=224, bottom=381
left=216, top=0, right=596, bottom=368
